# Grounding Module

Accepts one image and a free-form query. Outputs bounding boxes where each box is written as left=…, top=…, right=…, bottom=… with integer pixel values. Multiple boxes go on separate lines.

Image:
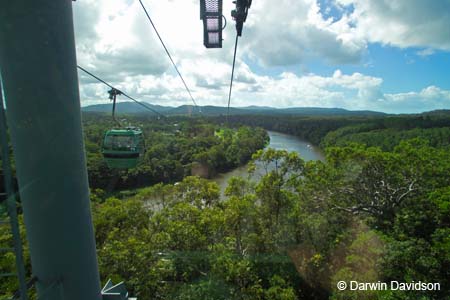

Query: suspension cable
left=226, top=34, right=239, bottom=123
left=138, top=0, right=199, bottom=111
left=77, top=65, right=167, bottom=119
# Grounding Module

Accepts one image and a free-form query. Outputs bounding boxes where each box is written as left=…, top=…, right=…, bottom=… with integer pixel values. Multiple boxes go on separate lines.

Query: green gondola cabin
left=101, top=127, right=145, bottom=169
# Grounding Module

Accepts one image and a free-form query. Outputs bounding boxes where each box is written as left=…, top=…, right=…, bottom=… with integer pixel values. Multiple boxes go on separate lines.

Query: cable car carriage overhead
left=101, top=88, right=145, bottom=169
left=102, top=127, right=145, bottom=169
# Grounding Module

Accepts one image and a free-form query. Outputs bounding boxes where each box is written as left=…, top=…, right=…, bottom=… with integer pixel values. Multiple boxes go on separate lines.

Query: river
left=213, top=131, right=324, bottom=194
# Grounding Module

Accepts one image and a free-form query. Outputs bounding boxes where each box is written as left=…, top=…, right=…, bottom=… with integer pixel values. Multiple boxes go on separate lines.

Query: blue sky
left=362, top=45, right=450, bottom=93
left=73, top=0, right=450, bottom=113
left=263, top=39, right=450, bottom=93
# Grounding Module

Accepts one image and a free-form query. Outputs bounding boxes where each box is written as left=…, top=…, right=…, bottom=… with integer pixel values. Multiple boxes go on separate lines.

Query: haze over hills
left=82, top=101, right=387, bottom=116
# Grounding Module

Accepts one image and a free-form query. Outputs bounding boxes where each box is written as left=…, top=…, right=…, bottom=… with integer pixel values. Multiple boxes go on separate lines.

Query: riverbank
left=213, top=130, right=324, bottom=195
left=115, top=130, right=324, bottom=200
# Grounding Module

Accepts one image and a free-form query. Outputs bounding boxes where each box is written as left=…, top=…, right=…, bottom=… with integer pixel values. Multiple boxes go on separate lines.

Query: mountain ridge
left=81, top=101, right=387, bottom=116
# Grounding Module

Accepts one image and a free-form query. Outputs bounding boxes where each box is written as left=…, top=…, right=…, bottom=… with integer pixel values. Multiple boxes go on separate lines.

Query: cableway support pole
left=0, top=1, right=101, bottom=299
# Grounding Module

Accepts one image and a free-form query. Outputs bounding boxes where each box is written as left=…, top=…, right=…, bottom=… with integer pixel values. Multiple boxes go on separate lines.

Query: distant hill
left=274, top=107, right=385, bottom=116
left=420, top=109, right=450, bottom=116
left=82, top=102, right=172, bottom=114
left=82, top=101, right=387, bottom=116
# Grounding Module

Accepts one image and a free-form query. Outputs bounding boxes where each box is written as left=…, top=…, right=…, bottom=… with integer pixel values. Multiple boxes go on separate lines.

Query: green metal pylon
left=0, top=1, right=102, bottom=299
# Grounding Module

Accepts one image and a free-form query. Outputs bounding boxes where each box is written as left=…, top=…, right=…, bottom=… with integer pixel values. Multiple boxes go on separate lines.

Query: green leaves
left=81, top=115, right=268, bottom=190
left=81, top=113, right=450, bottom=299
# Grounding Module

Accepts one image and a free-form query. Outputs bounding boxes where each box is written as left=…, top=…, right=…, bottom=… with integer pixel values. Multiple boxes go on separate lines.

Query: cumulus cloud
left=226, top=69, right=385, bottom=109
left=73, top=0, right=241, bottom=106
left=336, top=0, right=450, bottom=50
left=73, top=0, right=171, bottom=81
left=382, top=86, right=450, bottom=113
left=227, top=71, right=450, bottom=113
left=72, top=0, right=450, bottom=113
left=243, top=0, right=366, bottom=66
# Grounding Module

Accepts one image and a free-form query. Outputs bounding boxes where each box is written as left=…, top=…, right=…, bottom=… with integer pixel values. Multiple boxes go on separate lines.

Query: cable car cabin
left=101, top=127, right=144, bottom=169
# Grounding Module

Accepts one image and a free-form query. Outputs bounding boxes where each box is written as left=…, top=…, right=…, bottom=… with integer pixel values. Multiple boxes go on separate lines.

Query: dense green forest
left=82, top=113, right=269, bottom=191
left=220, top=112, right=450, bottom=149
left=1, top=112, right=450, bottom=299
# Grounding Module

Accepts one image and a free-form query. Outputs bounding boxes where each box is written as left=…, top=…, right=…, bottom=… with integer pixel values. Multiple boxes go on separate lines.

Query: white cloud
left=416, top=48, right=435, bottom=57
left=225, top=69, right=385, bottom=109
left=243, top=0, right=366, bottom=66
left=337, top=0, right=450, bottom=50
left=228, top=71, right=450, bottom=113
left=73, top=0, right=242, bottom=106
left=382, top=86, right=450, bottom=113
left=72, top=0, right=450, bottom=113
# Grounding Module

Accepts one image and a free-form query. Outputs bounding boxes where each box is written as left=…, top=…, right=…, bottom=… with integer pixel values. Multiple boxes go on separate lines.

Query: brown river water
left=213, top=131, right=325, bottom=194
